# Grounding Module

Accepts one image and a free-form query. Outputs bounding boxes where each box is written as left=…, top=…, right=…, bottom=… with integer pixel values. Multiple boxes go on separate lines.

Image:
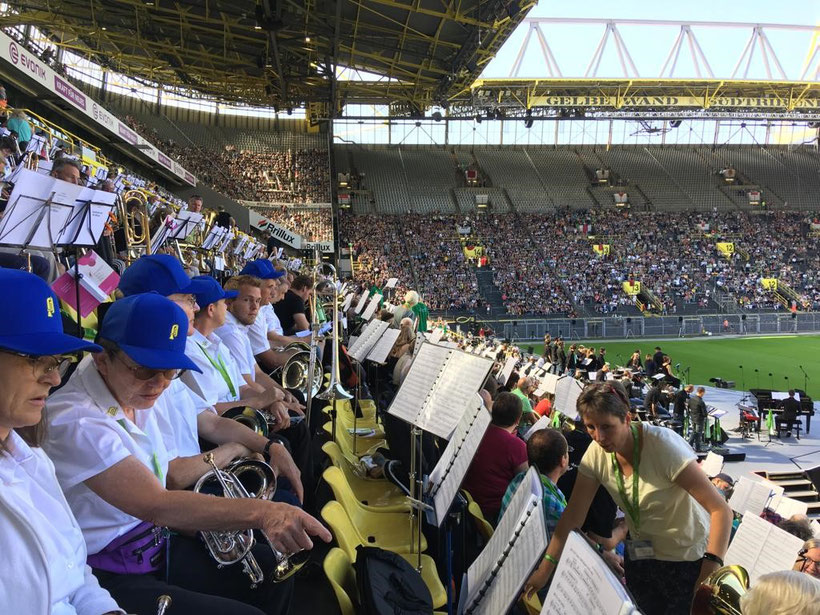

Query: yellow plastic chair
left=323, top=465, right=410, bottom=513
left=321, top=500, right=445, bottom=609
left=323, top=420, right=385, bottom=458
left=321, top=497, right=427, bottom=554
left=322, top=441, right=408, bottom=509
left=323, top=548, right=357, bottom=615
left=322, top=401, right=380, bottom=429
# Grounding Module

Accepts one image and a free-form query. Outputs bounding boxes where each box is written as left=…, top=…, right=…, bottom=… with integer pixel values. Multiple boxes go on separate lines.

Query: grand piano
left=749, top=388, right=815, bottom=433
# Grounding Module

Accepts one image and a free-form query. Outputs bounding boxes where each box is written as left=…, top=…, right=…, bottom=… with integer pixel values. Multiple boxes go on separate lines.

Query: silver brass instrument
left=195, top=453, right=308, bottom=586
left=315, top=263, right=353, bottom=404
left=691, top=565, right=749, bottom=615
left=156, top=595, right=172, bottom=615
left=280, top=343, right=323, bottom=399
left=222, top=406, right=271, bottom=437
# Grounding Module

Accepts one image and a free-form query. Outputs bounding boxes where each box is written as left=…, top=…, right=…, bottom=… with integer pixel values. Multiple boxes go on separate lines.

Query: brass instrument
left=222, top=406, right=271, bottom=437
left=315, top=263, right=352, bottom=404
left=116, top=189, right=152, bottom=263
left=691, top=565, right=749, bottom=615
left=156, top=595, right=172, bottom=615
left=195, top=453, right=308, bottom=586
left=280, top=346, right=323, bottom=399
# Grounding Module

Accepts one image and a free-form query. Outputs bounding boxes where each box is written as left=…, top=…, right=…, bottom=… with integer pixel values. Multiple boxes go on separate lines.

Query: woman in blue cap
left=0, top=269, right=122, bottom=614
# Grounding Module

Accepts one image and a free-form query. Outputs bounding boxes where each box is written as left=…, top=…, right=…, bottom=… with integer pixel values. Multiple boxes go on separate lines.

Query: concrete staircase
left=475, top=268, right=507, bottom=316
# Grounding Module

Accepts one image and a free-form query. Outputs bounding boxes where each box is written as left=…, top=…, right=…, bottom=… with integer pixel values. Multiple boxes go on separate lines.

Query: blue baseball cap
left=0, top=269, right=101, bottom=355
left=191, top=275, right=238, bottom=308
left=118, top=254, right=210, bottom=297
left=240, top=259, right=285, bottom=280
left=99, top=293, right=200, bottom=372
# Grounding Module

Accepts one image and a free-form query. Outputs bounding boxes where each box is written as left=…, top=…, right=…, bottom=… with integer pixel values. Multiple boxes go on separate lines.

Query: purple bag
left=87, top=521, right=169, bottom=574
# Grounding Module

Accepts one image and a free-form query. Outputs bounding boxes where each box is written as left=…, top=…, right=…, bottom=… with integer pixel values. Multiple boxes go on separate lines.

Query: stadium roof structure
left=1, top=0, right=534, bottom=112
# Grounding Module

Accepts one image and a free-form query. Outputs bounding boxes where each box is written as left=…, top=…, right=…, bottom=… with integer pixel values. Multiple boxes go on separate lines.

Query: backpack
left=354, top=545, right=434, bottom=615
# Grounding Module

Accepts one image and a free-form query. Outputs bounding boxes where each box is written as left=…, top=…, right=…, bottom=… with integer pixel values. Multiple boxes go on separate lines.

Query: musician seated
left=50, top=157, right=82, bottom=185
left=740, top=570, right=820, bottom=615
left=461, top=392, right=528, bottom=524
left=710, top=472, right=735, bottom=501
left=0, top=270, right=122, bottom=615
left=44, top=293, right=330, bottom=614
left=511, top=376, right=538, bottom=424
left=498, top=428, right=570, bottom=534
left=273, top=273, right=313, bottom=336
left=643, top=378, right=670, bottom=419
left=794, top=538, right=820, bottom=580
left=776, top=390, right=802, bottom=438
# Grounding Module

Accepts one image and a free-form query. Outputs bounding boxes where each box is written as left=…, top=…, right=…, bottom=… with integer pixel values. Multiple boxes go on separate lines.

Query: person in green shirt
left=411, top=297, right=429, bottom=332
left=511, top=376, right=538, bottom=424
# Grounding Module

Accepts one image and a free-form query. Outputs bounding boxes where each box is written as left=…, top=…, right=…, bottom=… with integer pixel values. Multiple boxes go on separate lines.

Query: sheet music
left=811, top=519, right=820, bottom=538
left=772, top=391, right=800, bottom=401
left=474, top=503, right=548, bottom=615
left=498, top=356, right=518, bottom=386
left=384, top=277, right=398, bottom=288
left=419, top=351, right=493, bottom=439
left=353, top=290, right=370, bottom=315
left=428, top=327, right=445, bottom=344
left=361, top=293, right=383, bottom=321
left=724, top=511, right=805, bottom=584
left=365, top=328, right=401, bottom=364
left=542, top=531, right=637, bottom=615
left=427, top=395, right=490, bottom=526
left=465, top=467, right=541, bottom=612
left=341, top=293, right=354, bottom=312
left=774, top=496, right=809, bottom=518
left=729, top=477, right=783, bottom=515
left=554, top=377, right=583, bottom=419
left=348, top=319, right=389, bottom=362
left=524, top=415, right=551, bottom=441
left=700, top=452, right=724, bottom=477
left=387, top=343, right=452, bottom=425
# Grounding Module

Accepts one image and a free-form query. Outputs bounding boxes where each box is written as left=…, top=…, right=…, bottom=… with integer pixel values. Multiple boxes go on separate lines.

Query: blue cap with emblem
left=240, top=259, right=285, bottom=280
left=0, top=269, right=102, bottom=355
left=191, top=275, right=238, bottom=308
left=118, top=254, right=211, bottom=297
left=99, top=293, right=200, bottom=372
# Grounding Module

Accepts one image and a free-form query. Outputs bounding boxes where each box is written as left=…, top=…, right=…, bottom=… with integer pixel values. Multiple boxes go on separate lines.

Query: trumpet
left=195, top=453, right=309, bottom=586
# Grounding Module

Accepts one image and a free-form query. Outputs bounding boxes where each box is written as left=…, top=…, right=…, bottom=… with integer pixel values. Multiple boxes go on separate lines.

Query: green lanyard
left=197, top=342, right=237, bottom=398
left=541, top=475, right=567, bottom=508
left=611, top=423, right=641, bottom=535
left=116, top=419, right=164, bottom=483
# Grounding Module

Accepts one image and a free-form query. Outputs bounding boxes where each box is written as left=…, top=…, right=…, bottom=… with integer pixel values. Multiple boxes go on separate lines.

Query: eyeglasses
left=115, top=353, right=182, bottom=381
left=1, top=349, right=78, bottom=378
left=800, top=556, right=820, bottom=570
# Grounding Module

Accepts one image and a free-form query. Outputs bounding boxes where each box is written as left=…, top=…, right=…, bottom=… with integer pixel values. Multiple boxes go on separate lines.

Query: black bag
left=355, top=545, right=434, bottom=615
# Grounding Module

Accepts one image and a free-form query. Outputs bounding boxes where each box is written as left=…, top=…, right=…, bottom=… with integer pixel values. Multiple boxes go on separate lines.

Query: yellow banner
left=464, top=245, right=483, bottom=259
left=760, top=278, right=778, bottom=291
left=623, top=281, right=641, bottom=296
left=593, top=244, right=610, bottom=256
left=529, top=95, right=820, bottom=110
left=716, top=242, right=735, bottom=258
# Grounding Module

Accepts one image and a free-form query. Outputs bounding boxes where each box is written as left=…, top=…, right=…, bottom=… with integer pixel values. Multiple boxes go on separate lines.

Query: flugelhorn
left=195, top=453, right=308, bottom=586
left=315, top=263, right=353, bottom=403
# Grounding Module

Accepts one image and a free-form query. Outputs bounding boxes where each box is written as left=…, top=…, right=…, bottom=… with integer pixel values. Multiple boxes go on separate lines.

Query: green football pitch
left=525, top=335, right=820, bottom=399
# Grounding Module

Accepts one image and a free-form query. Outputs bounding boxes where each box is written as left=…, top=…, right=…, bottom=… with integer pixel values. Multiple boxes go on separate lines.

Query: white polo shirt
left=262, top=303, right=284, bottom=336
left=0, top=430, right=122, bottom=615
left=43, top=356, right=174, bottom=556
left=184, top=328, right=245, bottom=409
left=216, top=310, right=256, bottom=380
left=154, top=378, right=216, bottom=459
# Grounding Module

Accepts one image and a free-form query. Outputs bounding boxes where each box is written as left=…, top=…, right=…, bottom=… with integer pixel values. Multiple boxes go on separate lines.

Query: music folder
left=459, top=467, right=547, bottom=615
left=425, top=394, right=490, bottom=527
left=347, top=320, right=390, bottom=363
left=553, top=377, right=584, bottom=421
left=361, top=293, right=383, bottom=321
left=542, top=531, right=638, bottom=615
left=353, top=289, right=370, bottom=315
left=365, top=327, right=401, bottom=365
left=724, top=511, right=805, bottom=584
left=387, top=341, right=494, bottom=440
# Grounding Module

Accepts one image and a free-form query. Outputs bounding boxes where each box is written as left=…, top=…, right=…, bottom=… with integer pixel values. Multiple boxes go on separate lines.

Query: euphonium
left=195, top=453, right=308, bottom=586
left=222, top=406, right=271, bottom=437
left=691, top=565, right=749, bottom=615
left=117, top=189, right=152, bottom=262
left=315, top=264, right=353, bottom=402
left=280, top=348, right=323, bottom=399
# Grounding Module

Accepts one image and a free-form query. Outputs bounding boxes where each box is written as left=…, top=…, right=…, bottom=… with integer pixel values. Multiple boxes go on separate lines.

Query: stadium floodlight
left=524, top=109, right=533, bottom=129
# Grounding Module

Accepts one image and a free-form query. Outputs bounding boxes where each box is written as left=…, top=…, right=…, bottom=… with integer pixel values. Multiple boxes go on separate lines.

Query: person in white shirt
left=0, top=269, right=122, bottom=615
left=44, top=293, right=330, bottom=615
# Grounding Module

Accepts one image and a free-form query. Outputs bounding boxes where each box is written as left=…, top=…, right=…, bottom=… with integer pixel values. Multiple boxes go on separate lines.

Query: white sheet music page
left=554, top=378, right=583, bottom=419
left=361, top=293, right=383, bottom=321
left=348, top=320, right=389, bottom=362
left=475, top=499, right=548, bottom=615
left=811, top=519, right=820, bottom=538
left=0, top=170, right=78, bottom=249
left=524, top=415, right=551, bottom=441
left=428, top=395, right=490, bottom=527
left=539, top=372, right=561, bottom=396
left=365, top=328, right=401, bottom=364
left=729, top=477, right=782, bottom=515
left=542, top=531, right=636, bottom=615
left=724, top=511, right=805, bottom=584
left=341, top=292, right=354, bottom=312
left=353, top=290, right=370, bottom=315
left=346, top=319, right=377, bottom=357
left=429, top=327, right=445, bottom=344
left=465, top=467, right=541, bottom=610
left=498, top=355, right=518, bottom=386
left=387, top=342, right=452, bottom=426
left=774, top=496, right=809, bottom=518
left=700, top=452, right=724, bottom=477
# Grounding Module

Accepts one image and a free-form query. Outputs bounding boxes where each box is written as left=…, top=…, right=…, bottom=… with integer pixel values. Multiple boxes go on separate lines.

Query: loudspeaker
left=742, top=315, right=747, bottom=321
left=626, top=317, right=632, bottom=323
left=678, top=317, right=683, bottom=323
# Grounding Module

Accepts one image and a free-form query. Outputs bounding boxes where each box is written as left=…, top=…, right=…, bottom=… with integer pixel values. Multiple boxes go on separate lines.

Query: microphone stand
left=799, top=365, right=809, bottom=395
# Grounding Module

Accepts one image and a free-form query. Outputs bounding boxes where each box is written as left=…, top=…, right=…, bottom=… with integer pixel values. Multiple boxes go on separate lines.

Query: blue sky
left=480, top=0, right=820, bottom=80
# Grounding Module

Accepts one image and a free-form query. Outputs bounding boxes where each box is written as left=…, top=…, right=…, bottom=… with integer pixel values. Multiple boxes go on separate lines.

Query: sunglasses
left=115, top=353, right=183, bottom=381
left=2, top=349, right=78, bottom=378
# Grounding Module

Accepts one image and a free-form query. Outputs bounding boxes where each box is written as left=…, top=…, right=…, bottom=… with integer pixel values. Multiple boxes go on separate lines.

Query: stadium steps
left=500, top=187, right=517, bottom=212
left=474, top=268, right=507, bottom=316
left=449, top=188, right=461, bottom=214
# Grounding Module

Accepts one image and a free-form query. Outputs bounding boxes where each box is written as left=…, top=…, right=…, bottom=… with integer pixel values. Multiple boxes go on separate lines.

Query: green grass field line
left=524, top=335, right=820, bottom=399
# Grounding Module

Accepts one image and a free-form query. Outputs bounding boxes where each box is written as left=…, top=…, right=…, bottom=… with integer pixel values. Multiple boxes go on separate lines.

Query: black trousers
left=93, top=533, right=293, bottom=615
left=624, top=554, right=701, bottom=615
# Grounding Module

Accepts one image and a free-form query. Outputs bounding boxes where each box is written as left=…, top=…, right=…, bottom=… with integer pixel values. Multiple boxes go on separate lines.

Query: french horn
left=691, top=565, right=749, bottom=615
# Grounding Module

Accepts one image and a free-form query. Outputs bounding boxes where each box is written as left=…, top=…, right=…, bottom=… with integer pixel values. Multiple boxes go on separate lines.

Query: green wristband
left=544, top=554, right=559, bottom=566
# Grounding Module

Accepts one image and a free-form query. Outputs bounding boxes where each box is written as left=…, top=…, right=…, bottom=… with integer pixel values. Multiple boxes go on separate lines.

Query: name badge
left=626, top=540, right=655, bottom=560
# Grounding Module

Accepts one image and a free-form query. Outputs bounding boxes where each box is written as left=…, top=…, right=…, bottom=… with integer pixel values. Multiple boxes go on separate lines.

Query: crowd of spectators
left=256, top=206, right=333, bottom=242
left=342, top=209, right=819, bottom=316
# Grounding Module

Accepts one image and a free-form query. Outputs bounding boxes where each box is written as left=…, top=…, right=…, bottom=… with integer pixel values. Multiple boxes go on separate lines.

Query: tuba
left=194, top=453, right=308, bottom=586
left=691, top=565, right=750, bottom=615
